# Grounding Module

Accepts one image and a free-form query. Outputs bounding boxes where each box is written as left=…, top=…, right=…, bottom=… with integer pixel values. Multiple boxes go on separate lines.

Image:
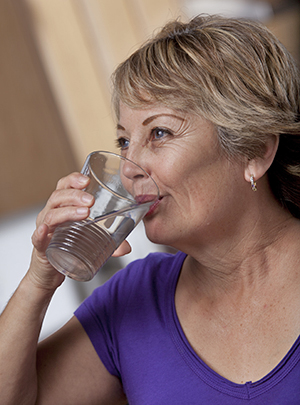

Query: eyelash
left=151, top=127, right=172, bottom=140
left=115, top=137, right=129, bottom=150
left=115, top=127, right=173, bottom=150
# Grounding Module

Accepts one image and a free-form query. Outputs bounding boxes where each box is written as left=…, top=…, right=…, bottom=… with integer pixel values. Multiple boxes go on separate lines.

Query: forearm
left=0, top=273, right=55, bottom=405
left=0, top=172, right=92, bottom=404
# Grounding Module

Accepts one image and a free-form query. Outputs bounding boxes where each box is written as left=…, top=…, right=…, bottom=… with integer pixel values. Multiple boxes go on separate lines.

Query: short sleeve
left=74, top=251, right=185, bottom=383
left=74, top=262, right=134, bottom=378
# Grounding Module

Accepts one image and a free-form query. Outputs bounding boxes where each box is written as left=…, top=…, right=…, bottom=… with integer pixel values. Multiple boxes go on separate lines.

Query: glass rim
left=85, top=150, right=160, bottom=202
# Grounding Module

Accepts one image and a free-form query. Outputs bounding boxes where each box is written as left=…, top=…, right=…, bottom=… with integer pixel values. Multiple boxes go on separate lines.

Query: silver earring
left=250, top=175, right=257, bottom=191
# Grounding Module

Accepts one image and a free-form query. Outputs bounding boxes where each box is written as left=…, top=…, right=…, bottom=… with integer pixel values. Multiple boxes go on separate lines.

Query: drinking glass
left=46, top=151, right=159, bottom=281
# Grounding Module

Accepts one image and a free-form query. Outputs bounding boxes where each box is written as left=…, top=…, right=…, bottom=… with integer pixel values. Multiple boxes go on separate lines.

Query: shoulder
left=107, top=250, right=185, bottom=292
left=74, top=250, right=186, bottom=376
left=76, top=251, right=185, bottom=317
left=124, top=250, right=184, bottom=277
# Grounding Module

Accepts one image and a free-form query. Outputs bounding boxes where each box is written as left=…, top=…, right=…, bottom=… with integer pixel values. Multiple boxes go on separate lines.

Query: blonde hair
left=112, top=15, right=300, bottom=217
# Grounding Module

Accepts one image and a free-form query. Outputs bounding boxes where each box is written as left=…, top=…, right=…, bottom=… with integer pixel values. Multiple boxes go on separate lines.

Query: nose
left=120, top=155, right=158, bottom=201
left=122, top=141, right=152, bottom=178
left=121, top=158, right=147, bottom=181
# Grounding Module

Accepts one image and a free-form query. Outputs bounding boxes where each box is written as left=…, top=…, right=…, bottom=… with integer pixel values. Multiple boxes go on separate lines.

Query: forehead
left=119, top=101, right=179, bottom=115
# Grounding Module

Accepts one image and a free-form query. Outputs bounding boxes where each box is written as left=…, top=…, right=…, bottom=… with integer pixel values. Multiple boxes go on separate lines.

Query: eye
left=151, top=127, right=172, bottom=141
left=115, top=137, right=129, bottom=150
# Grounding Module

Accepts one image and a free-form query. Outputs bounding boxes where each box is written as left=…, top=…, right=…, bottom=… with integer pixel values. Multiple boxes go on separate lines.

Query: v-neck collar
left=167, top=251, right=300, bottom=400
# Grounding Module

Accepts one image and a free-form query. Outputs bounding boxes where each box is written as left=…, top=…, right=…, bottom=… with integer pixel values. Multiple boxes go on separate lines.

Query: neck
left=181, top=204, right=299, bottom=300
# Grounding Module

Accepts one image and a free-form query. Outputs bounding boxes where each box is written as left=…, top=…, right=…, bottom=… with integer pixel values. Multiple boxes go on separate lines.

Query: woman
left=1, top=15, right=300, bottom=404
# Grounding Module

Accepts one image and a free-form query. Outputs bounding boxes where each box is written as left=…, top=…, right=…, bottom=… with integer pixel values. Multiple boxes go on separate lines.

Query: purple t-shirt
left=75, top=251, right=300, bottom=404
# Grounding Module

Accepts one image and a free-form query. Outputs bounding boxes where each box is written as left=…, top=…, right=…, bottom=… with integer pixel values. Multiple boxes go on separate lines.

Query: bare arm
left=0, top=213, right=67, bottom=404
left=0, top=283, right=127, bottom=405
left=0, top=173, right=128, bottom=404
left=0, top=272, right=54, bottom=405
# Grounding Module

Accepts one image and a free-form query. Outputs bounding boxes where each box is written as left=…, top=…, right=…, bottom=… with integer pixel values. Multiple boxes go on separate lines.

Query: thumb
left=112, top=240, right=132, bottom=257
left=32, top=223, right=51, bottom=252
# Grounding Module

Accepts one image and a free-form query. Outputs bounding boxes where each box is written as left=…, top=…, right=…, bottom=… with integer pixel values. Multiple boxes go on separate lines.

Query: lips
left=135, top=194, right=158, bottom=205
left=145, top=197, right=162, bottom=216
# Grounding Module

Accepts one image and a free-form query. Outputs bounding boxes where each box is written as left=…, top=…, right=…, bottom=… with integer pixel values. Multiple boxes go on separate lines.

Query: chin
left=143, top=218, right=175, bottom=247
left=143, top=218, right=163, bottom=243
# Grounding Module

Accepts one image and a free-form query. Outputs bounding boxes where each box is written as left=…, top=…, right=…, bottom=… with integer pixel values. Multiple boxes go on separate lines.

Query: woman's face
left=117, top=102, right=246, bottom=251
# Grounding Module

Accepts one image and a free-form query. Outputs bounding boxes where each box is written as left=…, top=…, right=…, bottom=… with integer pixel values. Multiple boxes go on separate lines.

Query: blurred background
left=0, top=0, right=299, bottom=338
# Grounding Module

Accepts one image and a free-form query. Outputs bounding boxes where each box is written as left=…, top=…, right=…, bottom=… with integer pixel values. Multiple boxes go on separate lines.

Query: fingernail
left=78, top=175, right=89, bottom=184
left=37, top=225, right=44, bottom=235
left=77, top=207, right=89, bottom=215
left=82, top=194, right=93, bottom=204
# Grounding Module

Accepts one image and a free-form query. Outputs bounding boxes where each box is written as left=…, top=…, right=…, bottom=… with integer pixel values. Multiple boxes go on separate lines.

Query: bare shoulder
left=36, top=316, right=127, bottom=405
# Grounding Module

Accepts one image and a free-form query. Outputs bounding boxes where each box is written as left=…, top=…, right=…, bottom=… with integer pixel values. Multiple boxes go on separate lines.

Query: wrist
left=19, top=274, right=55, bottom=315
left=27, top=249, right=65, bottom=293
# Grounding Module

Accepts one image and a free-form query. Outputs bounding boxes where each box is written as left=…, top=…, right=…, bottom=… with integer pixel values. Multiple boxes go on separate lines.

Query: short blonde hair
left=112, top=15, right=300, bottom=217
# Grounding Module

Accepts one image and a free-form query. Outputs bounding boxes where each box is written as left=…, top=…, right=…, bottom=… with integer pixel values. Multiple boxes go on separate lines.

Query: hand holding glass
left=46, top=151, right=159, bottom=281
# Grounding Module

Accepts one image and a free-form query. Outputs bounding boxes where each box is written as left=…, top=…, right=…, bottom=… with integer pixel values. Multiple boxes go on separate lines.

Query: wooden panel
left=74, top=0, right=182, bottom=87
left=127, top=0, right=183, bottom=38
left=24, top=0, right=183, bottom=166
left=74, top=0, right=140, bottom=84
left=0, top=0, right=183, bottom=216
left=0, top=0, right=77, bottom=216
left=266, top=6, right=300, bottom=65
left=25, top=0, right=118, bottom=166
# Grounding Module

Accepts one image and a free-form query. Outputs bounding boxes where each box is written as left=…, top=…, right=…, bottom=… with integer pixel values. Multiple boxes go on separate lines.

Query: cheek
left=151, top=138, right=227, bottom=201
left=171, top=157, right=232, bottom=219
left=158, top=149, right=199, bottom=183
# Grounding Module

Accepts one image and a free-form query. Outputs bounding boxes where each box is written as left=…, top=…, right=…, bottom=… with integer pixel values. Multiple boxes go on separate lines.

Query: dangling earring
left=250, top=174, right=257, bottom=191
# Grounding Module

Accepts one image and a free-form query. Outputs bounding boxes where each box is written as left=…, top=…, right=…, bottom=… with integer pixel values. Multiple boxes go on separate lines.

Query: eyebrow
left=117, top=114, right=184, bottom=131
left=142, top=114, right=183, bottom=126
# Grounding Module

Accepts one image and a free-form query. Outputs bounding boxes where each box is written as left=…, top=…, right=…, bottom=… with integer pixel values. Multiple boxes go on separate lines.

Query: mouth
left=145, top=196, right=163, bottom=217
left=135, top=194, right=158, bottom=205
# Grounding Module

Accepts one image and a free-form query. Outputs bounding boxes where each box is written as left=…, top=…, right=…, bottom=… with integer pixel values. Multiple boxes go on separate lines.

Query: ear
left=244, top=135, right=279, bottom=183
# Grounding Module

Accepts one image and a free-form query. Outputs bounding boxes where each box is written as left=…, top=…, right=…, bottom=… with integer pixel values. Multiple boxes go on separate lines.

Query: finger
left=42, top=206, right=91, bottom=233
left=56, top=172, right=90, bottom=190
left=36, top=190, right=94, bottom=231
left=112, top=240, right=132, bottom=257
left=45, top=188, right=94, bottom=211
